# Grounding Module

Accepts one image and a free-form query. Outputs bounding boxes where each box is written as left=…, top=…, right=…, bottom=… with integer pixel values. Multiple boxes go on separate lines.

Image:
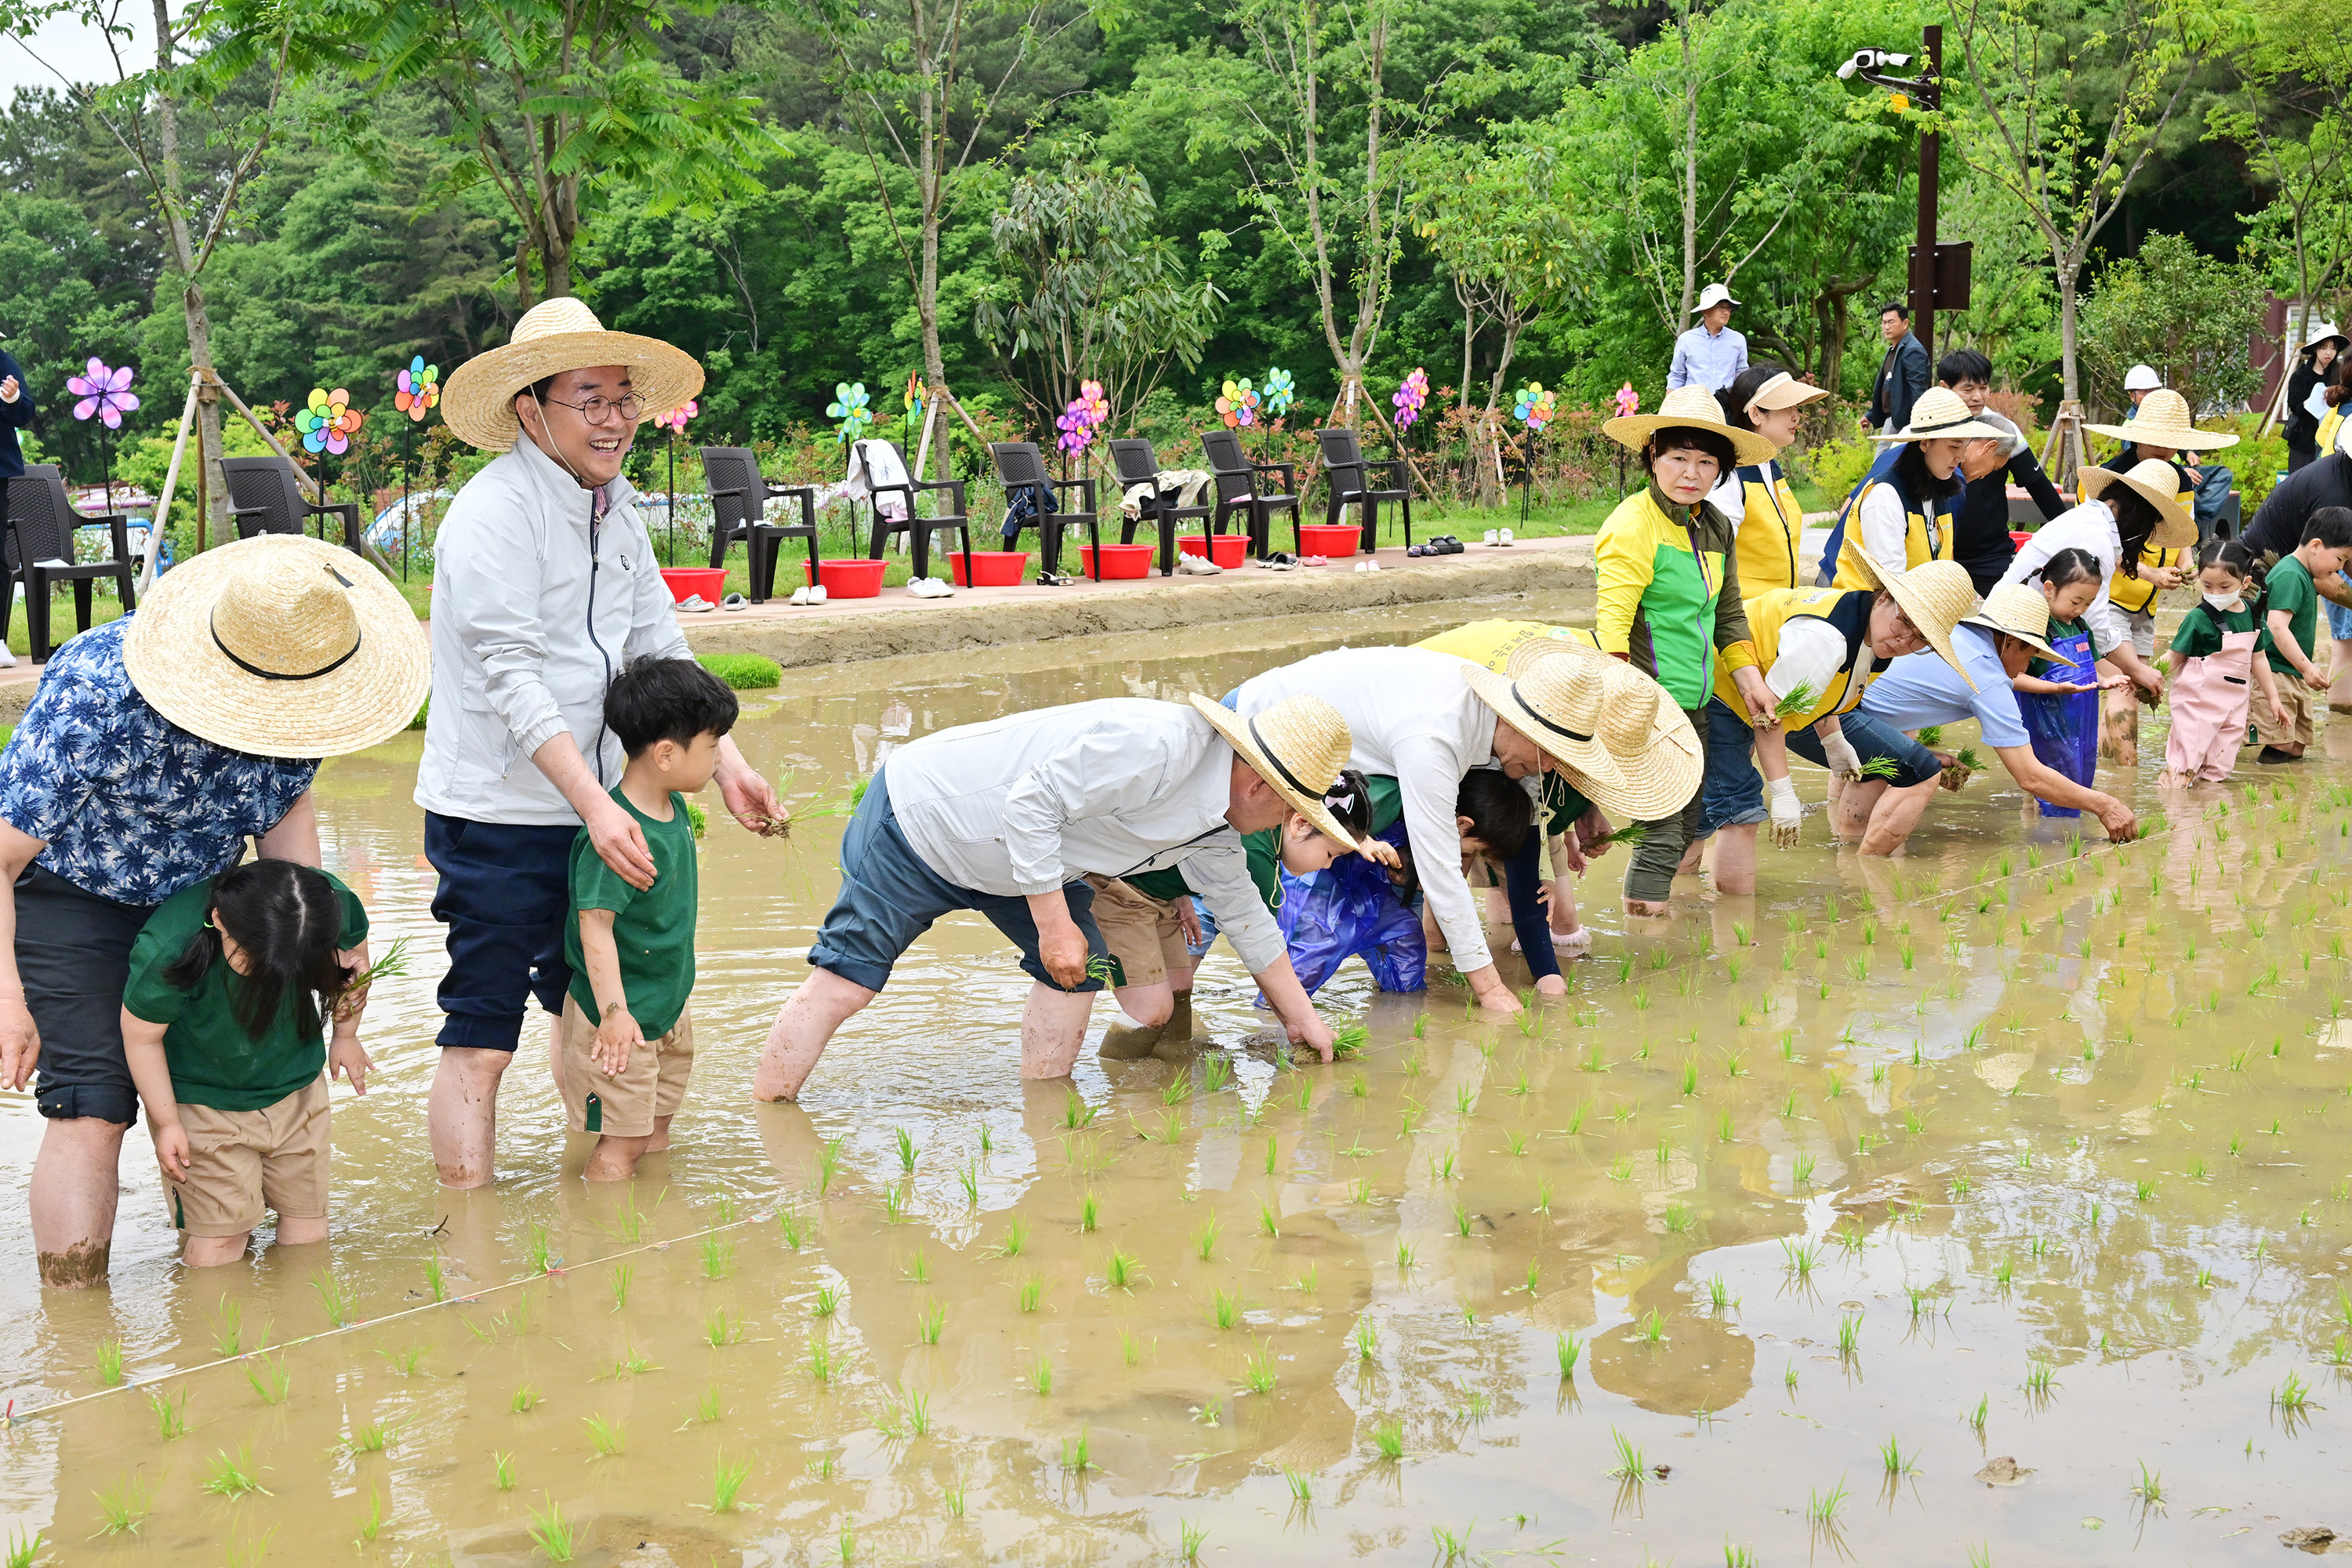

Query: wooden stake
left=136, top=370, right=203, bottom=594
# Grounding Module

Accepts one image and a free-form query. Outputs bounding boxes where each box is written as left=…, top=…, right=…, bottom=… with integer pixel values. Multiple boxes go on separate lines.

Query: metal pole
left=1913, top=24, right=1942, bottom=360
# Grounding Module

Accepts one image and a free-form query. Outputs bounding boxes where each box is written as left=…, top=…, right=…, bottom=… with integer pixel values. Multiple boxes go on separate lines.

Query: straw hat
left=1961, top=582, right=2061, bottom=662
left=1884, top=386, right=2006, bottom=444
left=2084, top=388, right=2238, bottom=452
left=1189, top=693, right=1359, bottom=848
left=2302, top=321, right=2347, bottom=355
left=1844, top=553, right=1979, bottom=691
left=1740, top=371, right=1832, bottom=417
left=122, top=534, right=430, bottom=759
left=1602, top=385, right=1777, bottom=469
left=441, top=296, right=704, bottom=452
left=2081, top=459, right=2196, bottom=548
left=1457, top=644, right=1702, bottom=821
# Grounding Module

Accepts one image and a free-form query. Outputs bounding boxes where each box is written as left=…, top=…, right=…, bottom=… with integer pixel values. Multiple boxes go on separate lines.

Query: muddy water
left=5, top=590, right=2352, bottom=1566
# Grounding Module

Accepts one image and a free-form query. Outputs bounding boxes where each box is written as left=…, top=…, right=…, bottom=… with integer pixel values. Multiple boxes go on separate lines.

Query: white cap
left=2122, top=364, right=2162, bottom=392
left=1693, top=283, right=1739, bottom=314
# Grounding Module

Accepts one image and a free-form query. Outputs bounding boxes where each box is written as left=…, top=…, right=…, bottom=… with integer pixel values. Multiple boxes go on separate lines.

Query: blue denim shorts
left=2326, top=594, right=2352, bottom=642
left=1698, top=701, right=1940, bottom=837
left=808, top=767, right=1112, bottom=994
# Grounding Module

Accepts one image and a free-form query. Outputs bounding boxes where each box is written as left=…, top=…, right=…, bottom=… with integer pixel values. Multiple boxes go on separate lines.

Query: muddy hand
left=722, top=768, right=788, bottom=836
left=1037, top=922, right=1091, bottom=990
left=154, top=1121, right=191, bottom=1184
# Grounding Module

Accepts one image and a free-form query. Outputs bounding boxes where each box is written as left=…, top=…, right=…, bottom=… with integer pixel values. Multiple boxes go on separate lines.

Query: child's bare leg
left=644, top=1113, right=674, bottom=1154
left=1483, top=884, right=1510, bottom=925
left=584, top=1133, right=654, bottom=1181
left=546, top=1013, right=566, bottom=1098
left=183, top=1231, right=255, bottom=1267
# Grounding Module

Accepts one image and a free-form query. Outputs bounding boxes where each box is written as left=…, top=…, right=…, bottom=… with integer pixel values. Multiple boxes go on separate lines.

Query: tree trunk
left=1678, top=11, right=1700, bottom=320
left=154, top=0, right=229, bottom=543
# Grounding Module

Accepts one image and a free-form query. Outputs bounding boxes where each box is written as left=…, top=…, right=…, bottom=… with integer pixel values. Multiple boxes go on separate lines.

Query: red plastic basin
left=1297, top=523, right=1363, bottom=558
left=802, top=557, right=887, bottom=599
left=659, top=567, right=727, bottom=604
left=1179, top=533, right=1247, bottom=568
left=948, top=550, right=1029, bottom=587
left=1080, top=543, right=1154, bottom=579
left=2009, top=530, right=2034, bottom=547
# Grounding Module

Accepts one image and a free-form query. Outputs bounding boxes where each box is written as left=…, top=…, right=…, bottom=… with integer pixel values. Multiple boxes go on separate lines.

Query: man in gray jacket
left=421, top=299, right=782, bottom=1188
left=750, top=694, right=1356, bottom=1100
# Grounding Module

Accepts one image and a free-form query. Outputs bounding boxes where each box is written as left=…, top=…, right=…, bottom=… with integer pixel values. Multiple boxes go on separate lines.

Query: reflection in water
left=2, top=597, right=2350, bottom=1563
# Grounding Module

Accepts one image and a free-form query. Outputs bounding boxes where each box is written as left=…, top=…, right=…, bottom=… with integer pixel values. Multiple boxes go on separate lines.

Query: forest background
left=0, top=0, right=2344, bottom=546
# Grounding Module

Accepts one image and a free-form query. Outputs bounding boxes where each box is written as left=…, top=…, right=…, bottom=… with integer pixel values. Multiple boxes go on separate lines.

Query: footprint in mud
left=1973, top=1456, right=2034, bottom=1486
left=2278, top=1525, right=2343, bottom=1555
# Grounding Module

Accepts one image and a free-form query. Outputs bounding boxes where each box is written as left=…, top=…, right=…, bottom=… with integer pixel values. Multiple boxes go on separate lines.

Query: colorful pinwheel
left=1216, top=377, right=1259, bottom=429
left=1613, top=383, right=1639, bottom=419
left=905, top=370, right=925, bottom=426
left=652, top=399, right=697, bottom=434
left=68, top=358, right=139, bottom=428
left=1512, top=382, right=1556, bottom=434
left=1392, top=367, right=1430, bottom=430
left=394, top=356, right=440, bottom=423
left=1260, top=368, right=1295, bottom=421
left=826, top=381, right=873, bottom=445
left=296, top=387, right=365, bottom=455
left=1057, top=379, right=1109, bottom=453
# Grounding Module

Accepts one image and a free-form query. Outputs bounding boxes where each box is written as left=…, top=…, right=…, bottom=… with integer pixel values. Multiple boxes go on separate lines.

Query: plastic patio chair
left=3, top=463, right=139, bottom=662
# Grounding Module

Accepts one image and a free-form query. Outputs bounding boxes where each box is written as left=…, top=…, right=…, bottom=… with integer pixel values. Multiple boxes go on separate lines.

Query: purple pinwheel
left=69, top=358, right=139, bottom=429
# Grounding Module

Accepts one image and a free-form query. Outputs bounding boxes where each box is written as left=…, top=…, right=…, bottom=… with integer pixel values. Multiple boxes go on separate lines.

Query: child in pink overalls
left=2161, top=540, right=2288, bottom=786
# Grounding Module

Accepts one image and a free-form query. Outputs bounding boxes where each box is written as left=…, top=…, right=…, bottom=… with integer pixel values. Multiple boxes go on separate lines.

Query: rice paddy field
left=2, top=593, right=2348, bottom=1566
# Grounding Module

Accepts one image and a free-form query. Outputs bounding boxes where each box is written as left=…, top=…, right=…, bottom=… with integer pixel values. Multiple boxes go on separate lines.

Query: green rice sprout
left=244, top=1352, right=289, bottom=1406
left=148, top=1386, right=188, bottom=1439
left=93, top=1474, right=151, bottom=1535
left=691, top=1387, right=722, bottom=1425
left=813, top=1283, right=844, bottom=1318
left=1259, top=1200, right=1281, bottom=1239
left=94, top=1336, right=125, bottom=1388
left=1193, top=1216, right=1221, bottom=1261
left=524, top=1222, right=555, bottom=1276
left=1836, top=1314, right=1861, bottom=1357
left=1030, top=1355, right=1054, bottom=1396
left=1016, top=1276, right=1043, bottom=1313
left=1355, top=1318, right=1378, bottom=1362
left=2273, top=1371, right=2314, bottom=1412
left=203, top=1443, right=270, bottom=1499
left=347, top=1418, right=390, bottom=1455
left=354, top=1486, right=385, bottom=1545
left=333, top=936, right=412, bottom=1021
left=710, top=1454, right=754, bottom=1512
left=2024, top=1358, right=2056, bottom=1396
left=1555, top=1332, right=1583, bottom=1377
left=706, top=1307, right=745, bottom=1346
left=1588, top=821, right=1650, bottom=848
left=702, top=1236, right=733, bottom=1279
left=1773, top=681, right=1820, bottom=723
left=525, top=1494, right=576, bottom=1562
left=946, top=1475, right=970, bottom=1520
left=776, top=1208, right=808, bottom=1250
left=1105, top=1248, right=1142, bottom=1290
left=1244, top=1341, right=1279, bottom=1395
left=1806, top=1475, right=1850, bottom=1525
left=918, top=1300, right=946, bottom=1345
left=1212, top=1287, right=1241, bottom=1330
left=312, top=1269, right=358, bottom=1327
left=2129, top=1461, right=2164, bottom=1505
left=1608, top=1428, right=1646, bottom=1481
left=1080, top=1190, right=1101, bottom=1232
left=1061, top=1425, right=1093, bottom=1472
left=1329, top=1023, right=1369, bottom=1060
left=492, top=1450, right=516, bottom=1490
left=1282, top=1467, right=1312, bottom=1504
left=1, top=1530, right=41, bottom=1568
left=1396, top=1241, right=1417, bottom=1271
left=893, top=1125, right=918, bottom=1174
left=510, top=1383, right=539, bottom=1414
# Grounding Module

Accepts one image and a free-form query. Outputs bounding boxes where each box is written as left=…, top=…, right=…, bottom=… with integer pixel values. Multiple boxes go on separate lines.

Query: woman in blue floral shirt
left=0, top=535, right=426, bottom=1288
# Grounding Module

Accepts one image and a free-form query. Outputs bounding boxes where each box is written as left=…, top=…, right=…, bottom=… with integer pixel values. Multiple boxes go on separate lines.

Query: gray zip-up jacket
left=415, top=433, right=690, bottom=825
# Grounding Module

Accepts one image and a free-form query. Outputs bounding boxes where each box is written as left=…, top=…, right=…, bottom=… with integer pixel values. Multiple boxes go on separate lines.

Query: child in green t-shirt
left=561, top=658, right=739, bottom=1180
left=2255, top=508, right=2352, bottom=762
left=121, top=859, right=374, bottom=1267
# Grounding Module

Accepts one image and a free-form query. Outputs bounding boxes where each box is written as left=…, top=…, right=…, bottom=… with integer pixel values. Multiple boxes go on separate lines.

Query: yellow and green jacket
left=1711, top=587, right=1878, bottom=730
left=1595, top=485, right=1757, bottom=710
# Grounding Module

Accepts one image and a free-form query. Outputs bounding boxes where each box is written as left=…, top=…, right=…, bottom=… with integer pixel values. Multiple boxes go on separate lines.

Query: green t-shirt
left=122, top=869, right=368, bottom=1112
left=2169, top=601, right=2274, bottom=660
left=2027, top=615, right=2092, bottom=681
left=1123, top=774, right=1407, bottom=909
left=564, top=786, right=700, bottom=1037
left=2263, top=554, right=2318, bottom=674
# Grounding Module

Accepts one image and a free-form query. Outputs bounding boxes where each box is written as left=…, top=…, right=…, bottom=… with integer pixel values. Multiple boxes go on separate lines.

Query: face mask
left=2202, top=590, right=2244, bottom=614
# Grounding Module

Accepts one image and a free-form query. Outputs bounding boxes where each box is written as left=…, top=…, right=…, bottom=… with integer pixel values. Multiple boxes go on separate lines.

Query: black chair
left=851, top=439, right=971, bottom=584
left=3, top=464, right=138, bottom=663
left=989, top=441, right=1102, bottom=583
left=699, top=446, right=817, bottom=603
left=1200, top=428, right=1300, bottom=558
left=1315, top=427, right=1411, bottom=554
left=1108, top=438, right=1209, bottom=578
left=220, top=456, right=361, bottom=551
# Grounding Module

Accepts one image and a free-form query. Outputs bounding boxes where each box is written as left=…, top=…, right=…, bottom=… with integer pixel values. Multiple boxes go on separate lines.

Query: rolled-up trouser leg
left=1624, top=708, right=1709, bottom=905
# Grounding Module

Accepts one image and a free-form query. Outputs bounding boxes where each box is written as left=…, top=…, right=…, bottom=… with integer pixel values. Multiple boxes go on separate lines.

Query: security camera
left=1836, top=47, right=1913, bottom=79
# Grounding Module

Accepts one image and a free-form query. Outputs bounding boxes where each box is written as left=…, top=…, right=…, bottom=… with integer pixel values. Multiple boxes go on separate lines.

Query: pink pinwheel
left=69, top=358, right=139, bottom=428
left=1057, top=380, right=1109, bottom=453
left=1613, top=383, right=1639, bottom=419
left=652, top=399, right=697, bottom=434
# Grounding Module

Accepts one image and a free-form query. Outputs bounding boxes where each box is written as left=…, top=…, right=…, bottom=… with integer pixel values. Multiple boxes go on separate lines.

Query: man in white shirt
left=751, top=695, right=1352, bottom=1099
left=1667, top=285, right=1750, bottom=393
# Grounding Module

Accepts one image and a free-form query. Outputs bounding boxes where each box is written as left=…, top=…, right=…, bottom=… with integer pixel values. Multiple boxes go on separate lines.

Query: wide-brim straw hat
left=1189, top=693, right=1359, bottom=849
left=1846, top=553, right=1978, bottom=691
left=1602, top=385, right=1777, bottom=469
left=2084, top=387, right=2238, bottom=452
left=1741, top=371, right=1832, bottom=417
left=122, top=534, right=430, bottom=758
left=1961, top=582, right=2061, bottom=662
left=441, top=296, right=704, bottom=452
left=1883, top=386, right=2006, bottom=445
left=2082, top=459, right=2197, bottom=548
left=1457, top=642, right=1701, bottom=821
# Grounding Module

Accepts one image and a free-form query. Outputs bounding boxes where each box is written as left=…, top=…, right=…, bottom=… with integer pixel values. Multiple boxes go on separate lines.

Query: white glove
left=1767, top=776, right=1802, bottom=848
left=1820, top=732, right=1862, bottom=779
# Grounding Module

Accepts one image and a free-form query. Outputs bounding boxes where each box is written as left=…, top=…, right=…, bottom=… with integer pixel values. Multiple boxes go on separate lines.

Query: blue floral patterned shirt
left=0, top=619, right=317, bottom=907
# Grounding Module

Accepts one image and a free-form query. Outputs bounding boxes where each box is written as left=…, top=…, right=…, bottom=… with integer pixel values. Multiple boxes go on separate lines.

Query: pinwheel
left=1512, top=382, right=1555, bottom=434
left=1614, top=383, right=1639, bottom=419
left=394, top=356, right=440, bottom=423
left=826, top=381, right=874, bottom=445
left=296, top=387, right=365, bottom=456
left=69, top=358, right=140, bottom=428
left=1260, top=368, right=1295, bottom=421
left=1216, top=377, right=1259, bottom=429
left=1391, top=367, right=1430, bottom=430
left=652, top=399, right=697, bottom=434
left=904, top=370, right=925, bottom=427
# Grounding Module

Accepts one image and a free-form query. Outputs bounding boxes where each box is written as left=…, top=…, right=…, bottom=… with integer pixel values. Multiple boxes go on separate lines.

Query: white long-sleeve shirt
left=2000, top=499, right=2125, bottom=658
left=1233, top=646, right=1504, bottom=974
left=1856, top=480, right=1943, bottom=585
left=882, top=699, right=1283, bottom=974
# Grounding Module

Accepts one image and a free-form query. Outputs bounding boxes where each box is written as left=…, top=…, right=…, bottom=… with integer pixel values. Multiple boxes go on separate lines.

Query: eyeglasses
left=538, top=390, right=644, bottom=426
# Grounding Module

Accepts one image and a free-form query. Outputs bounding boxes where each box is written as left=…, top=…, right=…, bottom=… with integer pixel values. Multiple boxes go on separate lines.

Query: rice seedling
left=1879, top=1434, right=1915, bottom=1476
left=347, top=1417, right=390, bottom=1455
left=2274, top=1370, right=2314, bottom=1412
left=1031, top=1355, right=1054, bottom=1396
left=807, top=1338, right=835, bottom=1385
left=149, top=1386, right=188, bottom=1439
left=1781, top=1236, right=1821, bottom=1279
left=312, top=1269, right=358, bottom=1327
left=2136, top=1178, right=2158, bottom=1202
left=2129, top=1462, right=2165, bottom=1505
left=1793, top=1152, right=1817, bottom=1186
left=811, top=1282, right=844, bottom=1319
left=1244, top=1341, right=1280, bottom=1396
left=1639, top=1308, right=1668, bottom=1345
left=204, top=1444, right=270, bottom=1499
left=1017, top=1276, right=1044, bottom=1313
left=1837, top=1314, right=1861, bottom=1357
left=1608, top=1428, right=1646, bottom=1481
left=2024, top=1358, right=2055, bottom=1396
left=1607, top=1154, right=1634, bottom=1181
left=1993, top=1256, right=2015, bottom=1290
left=352, top=1486, right=386, bottom=1545
left=0, top=1531, right=41, bottom=1568
left=1396, top=1241, right=1418, bottom=1271
left=1663, top=1199, right=1696, bottom=1233
left=1806, top=1475, right=1850, bottom=1525
left=1212, top=1287, right=1241, bottom=1330
left=1194, top=1215, right=1221, bottom=1261
left=776, top=1208, right=808, bottom=1250
left=1555, top=1331, right=1583, bottom=1377
left=1581, top=1042, right=1607, bottom=1073
left=525, top=1494, right=576, bottom=1563
left=92, top=1475, right=151, bottom=1536
left=244, top=1351, right=289, bottom=1405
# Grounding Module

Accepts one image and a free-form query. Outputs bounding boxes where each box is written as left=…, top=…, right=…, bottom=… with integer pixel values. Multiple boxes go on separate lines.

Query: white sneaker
left=1483, top=529, right=1500, bottom=546
left=677, top=594, right=715, bottom=613
left=789, top=586, right=812, bottom=606
left=808, top=585, right=828, bottom=604
left=1499, top=528, right=1515, bottom=546
left=1364, top=560, right=1381, bottom=572
left=908, top=576, right=953, bottom=599
left=1177, top=554, right=1222, bottom=575
left=0, top=645, right=16, bottom=666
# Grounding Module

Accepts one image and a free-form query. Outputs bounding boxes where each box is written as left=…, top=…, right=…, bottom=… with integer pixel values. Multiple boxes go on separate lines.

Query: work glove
left=1767, top=776, right=1802, bottom=848
left=1820, top=731, right=1862, bottom=780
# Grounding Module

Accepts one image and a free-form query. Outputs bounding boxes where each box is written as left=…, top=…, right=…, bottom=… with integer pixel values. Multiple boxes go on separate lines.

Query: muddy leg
left=1018, top=983, right=1096, bottom=1080
left=2332, top=639, right=2352, bottom=713
left=753, top=969, right=876, bottom=1102
left=1858, top=779, right=1939, bottom=856
left=430, top=1047, right=513, bottom=1189
left=182, top=1231, right=255, bottom=1268
left=32, top=1116, right=127, bottom=1288
left=1102, top=979, right=1174, bottom=1058
left=1711, top=823, right=1760, bottom=896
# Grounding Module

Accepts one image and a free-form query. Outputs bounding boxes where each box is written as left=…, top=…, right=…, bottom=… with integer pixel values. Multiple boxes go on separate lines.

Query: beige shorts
left=1082, top=877, right=1189, bottom=989
left=2254, top=677, right=2316, bottom=749
left=559, top=995, right=693, bottom=1138
left=165, top=1076, right=329, bottom=1239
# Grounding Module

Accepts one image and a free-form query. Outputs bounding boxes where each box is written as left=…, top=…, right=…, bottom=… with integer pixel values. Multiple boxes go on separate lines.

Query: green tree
left=2077, top=230, right=2263, bottom=416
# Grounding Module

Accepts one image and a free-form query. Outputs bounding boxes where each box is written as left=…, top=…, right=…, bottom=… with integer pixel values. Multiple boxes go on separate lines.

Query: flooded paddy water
left=4, top=589, right=2352, bottom=1566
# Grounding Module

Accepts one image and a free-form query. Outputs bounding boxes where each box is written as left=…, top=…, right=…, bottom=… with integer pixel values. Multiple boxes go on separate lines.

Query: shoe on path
left=677, top=594, right=715, bottom=613
left=720, top=591, right=750, bottom=611
left=1483, top=528, right=1500, bottom=546
left=1499, top=528, right=1515, bottom=546
left=808, top=585, right=829, bottom=604
left=788, top=586, right=811, bottom=606
left=1177, top=554, right=1222, bottom=575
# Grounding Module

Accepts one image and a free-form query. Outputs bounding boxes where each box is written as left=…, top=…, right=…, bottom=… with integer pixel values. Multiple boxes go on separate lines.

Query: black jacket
left=2244, top=452, right=2352, bottom=556
left=1954, top=445, right=2065, bottom=594
left=0, top=350, right=34, bottom=481
left=2285, top=364, right=2325, bottom=451
left=1865, top=332, right=1930, bottom=433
